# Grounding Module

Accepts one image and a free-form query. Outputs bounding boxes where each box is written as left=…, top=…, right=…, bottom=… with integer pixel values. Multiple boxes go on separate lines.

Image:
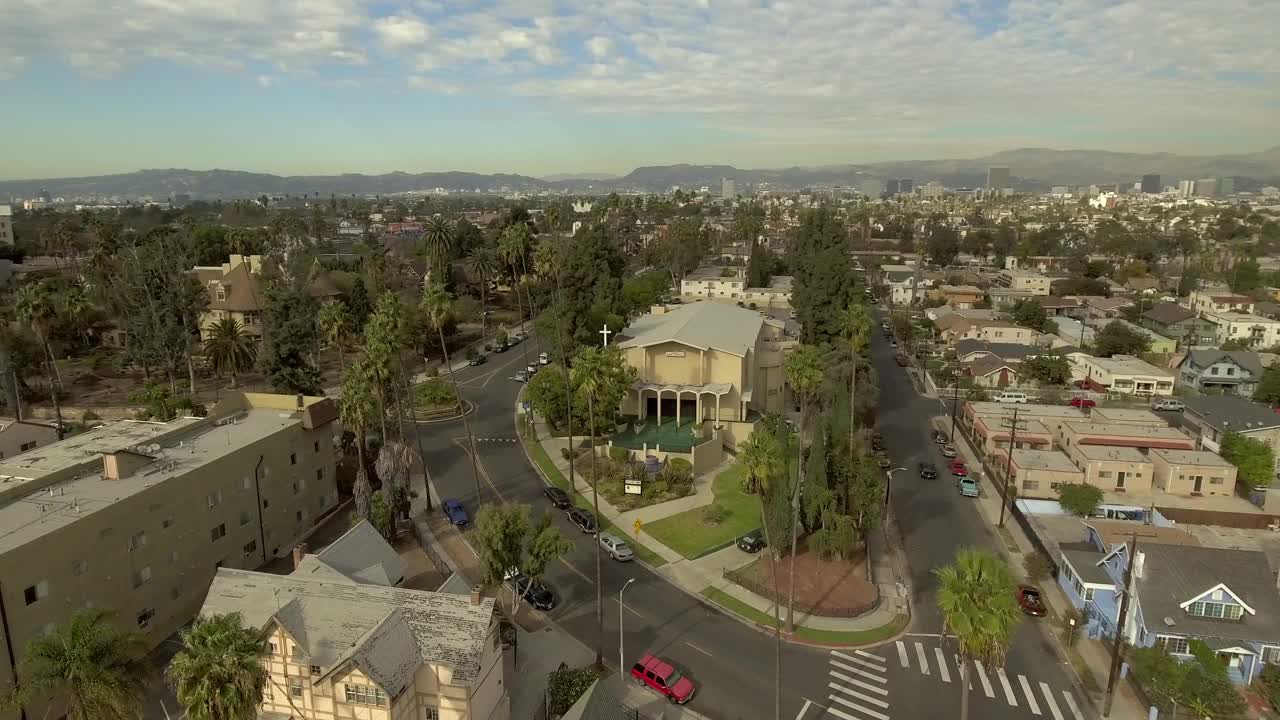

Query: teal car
left=958, top=476, right=980, bottom=498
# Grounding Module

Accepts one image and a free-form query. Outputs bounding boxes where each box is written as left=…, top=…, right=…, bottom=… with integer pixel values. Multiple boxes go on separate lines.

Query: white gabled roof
left=1178, top=582, right=1256, bottom=616
left=617, top=301, right=767, bottom=357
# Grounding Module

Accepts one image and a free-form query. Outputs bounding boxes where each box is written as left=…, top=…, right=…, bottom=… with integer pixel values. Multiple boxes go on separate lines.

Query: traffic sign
left=633, top=518, right=643, bottom=533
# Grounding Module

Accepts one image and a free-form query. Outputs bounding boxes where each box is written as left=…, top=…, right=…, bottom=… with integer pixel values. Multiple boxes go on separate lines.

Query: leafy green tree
left=345, top=276, right=373, bottom=328
left=167, top=612, right=268, bottom=720
left=204, top=318, right=258, bottom=389
left=1094, top=320, right=1151, bottom=357
left=1231, top=258, right=1262, bottom=293
left=1221, top=431, right=1274, bottom=489
left=1022, top=353, right=1071, bottom=386
left=1255, top=365, right=1280, bottom=406
left=14, top=280, right=65, bottom=435
left=317, top=299, right=354, bottom=373
left=364, top=491, right=396, bottom=539
left=746, top=239, right=772, bottom=288
left=258, top=253, right=322, bottom=395
left=571, top=345, right=636, bottom=665
left=473, top=503, right=531, bottom=614
left=525, top=366, right=585, bottom=433
left=499, top=223, right=533, bottom=336
left=364, top=292, right=407, bottom=440
left=1011, top=299, right=1051, bottom=333
left=934, top=548, right=1022, bottom=720
left=925, top=223, right=961, bottom=266
left=788, top=207, right=855, bottom=344
left=340, top=357, right=378, bottom=521
left=10, top=608, right=147, bottom=720
left=621, top=271, right=672, bottom=317
left=536, top=223, right=628, bottom=355
left=524, top=511, right=574, bottom=590
left=1056, top=483, right=1104, bottom=517
left=783, top=343, right=824, bottom=631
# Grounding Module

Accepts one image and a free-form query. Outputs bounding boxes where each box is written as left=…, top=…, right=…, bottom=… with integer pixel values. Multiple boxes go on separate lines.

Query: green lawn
left=519, top=424, right=668, bottom=568
left=643, top=463, right=761, bottom=560
left=701, top=587, right=908, bottom=644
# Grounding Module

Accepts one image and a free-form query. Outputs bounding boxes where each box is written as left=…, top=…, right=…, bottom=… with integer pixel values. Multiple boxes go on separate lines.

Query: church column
left=676, top=389, right=682, bottom=427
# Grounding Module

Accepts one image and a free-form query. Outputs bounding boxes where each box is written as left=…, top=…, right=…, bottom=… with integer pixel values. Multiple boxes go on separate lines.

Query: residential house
left=1176, top=350, right=1268, bottom=397
left=1181, top=395, right=1280, bottom=471
left=1113, top=320, right=1176, bottom=355
left=880, top=264, right=931, bottom=305
left=1036, top=296, right=1087, bottom=318
left=193, top=254, right=340, bottom=341
left=986, top=287, right=1041, bottom=310
left=201, top=567, right=509, bottom=720
left=1060, top=533, right=1280, bottom=686
left=301, top=519, right=409, bottom=587
left=0, top=393, right=340, bottom=720
left=1125, top=276, right=1161, bottom=294
left=1141, top=302, right=1218, bottom=347
left=996, top=269, right=1052, bottom=295
left=994, top=448, right=1084, bottom=499
left=740, top=275, right=794, bottom=309
left=1085, top=407, right=1169, bottom=427
left=953, top=340, right=1039, bottom=364
left=961, top=356, right=1021, bottom=388
left=617, top=301, right=787, bottom=428
left=934, top=316, right=1036, bottom=345
left=960, top=402, right=1087, bottom=458
left=1201, top=311, right=1280, bottom=349
left=1079, top=296, right=1134, bottom=321
left=1053, top=316, right=1096, bottom=347
left=679, top=266, right=745, bottom=300
left=932, top=285, right=985, bottom=309
left=0, top=419, right=59, bottom=461
left=1055, top=421, right=1195, bottom=457
left=1072, top=354, right=1175, bottom=396
left=1188, top=290, right=1255, bottom=315
left=1062, top=444, right=1154, bottom=493
left=0, top=205, right=12, bottom=246
left=1150, top=449, right=1238, bottom=498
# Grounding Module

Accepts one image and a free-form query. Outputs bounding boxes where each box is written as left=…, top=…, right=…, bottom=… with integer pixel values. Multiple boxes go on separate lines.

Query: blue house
left=1057, top=523, right=1280, bottom=685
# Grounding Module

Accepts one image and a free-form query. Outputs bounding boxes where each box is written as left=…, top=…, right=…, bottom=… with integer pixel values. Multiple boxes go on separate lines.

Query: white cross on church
left=600, top=324, right=612, bottom=347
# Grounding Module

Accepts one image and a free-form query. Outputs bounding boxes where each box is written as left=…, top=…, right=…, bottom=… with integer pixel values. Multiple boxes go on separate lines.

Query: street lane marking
left=1061, top=691, right=1085, bottom=720
left=829, top=671, right=888, bottom=697
left=934, top=648, right=951, bottom=683
left=831, top=651, right=886, bottom=674
left=611, top=597, right=642, bottom=619
left=826, top=699, right=889, bottom=720
left=830, top=661, right=887, bottom=685
left=854, top=650, right=884, bottom=665
left=450, top=438, right=506, bottom=503
left=828, top=683, right=889, bottom=708
left=559, top=558, right=592, bottom=583
left=895, top=641, right=909, bottom=668
left=1040, top=683, right=1065, bottom=720
left=973, top=660, right=995, bottom=698
left=996, top=667, right=1017, bottom=707
left=914, top=642, right=930, bottom=675
left=684, top=641, right=713, bottom=657
left=794, top=698, right=813, bottom=720
left=1019, top=674, right=1042, bottom=715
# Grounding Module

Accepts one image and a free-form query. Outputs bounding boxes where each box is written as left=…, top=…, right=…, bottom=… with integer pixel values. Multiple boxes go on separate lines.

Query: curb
left=411, top=399, right=477, bottom=425
left=693, top=588, right=914, bottom=650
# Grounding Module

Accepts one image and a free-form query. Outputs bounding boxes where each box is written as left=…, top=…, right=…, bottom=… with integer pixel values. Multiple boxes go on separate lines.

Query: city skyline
left=1, top=0, right=1278, bottom=180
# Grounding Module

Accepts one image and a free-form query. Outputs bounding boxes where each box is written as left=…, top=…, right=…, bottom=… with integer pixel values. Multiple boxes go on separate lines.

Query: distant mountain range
left=3, top=146, right=1278, bottom=199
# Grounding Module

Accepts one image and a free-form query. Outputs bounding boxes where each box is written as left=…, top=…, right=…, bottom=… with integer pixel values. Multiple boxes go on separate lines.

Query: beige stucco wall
left=0, top=421, right=59, bottom=461
left=1063, top=445, right=1153, bottom=492
left=1009, top=465, right=1085, bottom=499
left=1152, top=457, right=1238, bottom=497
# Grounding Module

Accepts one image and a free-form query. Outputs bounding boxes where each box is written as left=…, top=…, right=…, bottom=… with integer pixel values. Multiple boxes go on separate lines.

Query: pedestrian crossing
left=474, top=437, right=518, bottom=443
left=825, top=649, right=890, bottom=720
left=887, top=640, right=1086, bottom=719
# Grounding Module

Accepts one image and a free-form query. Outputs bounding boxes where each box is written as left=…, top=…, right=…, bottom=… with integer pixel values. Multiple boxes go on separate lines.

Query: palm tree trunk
left=759, top=495, right=782, bottom=720
left=398, top=354, right=431, bottom=513
left=376, top=387, right=388, bottom=443
left=849, top=354, right=857, bottom=455
left=589, top=395, right=604, bottom=668
left=786, top=398, right=805, bottom=632
left=520, top=253, right=540, bottom=356
left=41, top=335, right=63, bottom=387
left=510, top=261, right=531, bottom=371
left=440, top=328, right=484, bottom=507
left=42, top=346, right=65, bottom=440
left=959, top=661, right=970, bottom=720
left=187, top=353, right=197, bottom=396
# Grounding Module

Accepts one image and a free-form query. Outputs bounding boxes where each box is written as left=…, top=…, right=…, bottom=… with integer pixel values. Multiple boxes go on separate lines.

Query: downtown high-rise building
left=885, top=179, right=900, bottom=196
left=1178, top=179, right=1196, bottom=197
left=1141, top=174, right=1161, bottom=193
left=987, top=166, right=1010, bottom=190
left=1219, top=177, right=1236, bottom=196
left=898, top=178, right=914, bottom=194
left=720, top=177, right=736, bottom=200
left=1196, top=178, right=1218, bottom=197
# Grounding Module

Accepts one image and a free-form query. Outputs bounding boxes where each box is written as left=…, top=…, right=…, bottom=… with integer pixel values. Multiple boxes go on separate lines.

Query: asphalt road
left=416, top=321, right=1085, bottom=720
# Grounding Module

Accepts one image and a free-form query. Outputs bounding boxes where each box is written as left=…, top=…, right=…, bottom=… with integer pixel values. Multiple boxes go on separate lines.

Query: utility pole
left=998, top=407, right=1026, bottom=528
left=1103, top=532, right=1139, bottom=718
left=949, top=377, right=961, bottom=441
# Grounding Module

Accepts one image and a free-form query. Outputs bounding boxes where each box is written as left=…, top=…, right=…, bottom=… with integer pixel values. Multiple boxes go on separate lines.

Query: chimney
left=1133, top=550, right=1146, bottom=579
left=101, top=450, right=151, bottom=480
left=470, top=584, right=484, bottom=606
left=296, top=393, right=305, bottom=412
left=292, top=543, right=308, bottom=570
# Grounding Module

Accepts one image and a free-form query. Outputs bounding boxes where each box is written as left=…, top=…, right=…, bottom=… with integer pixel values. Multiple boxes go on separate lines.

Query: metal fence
left=531, top=693, right=654, bottom=720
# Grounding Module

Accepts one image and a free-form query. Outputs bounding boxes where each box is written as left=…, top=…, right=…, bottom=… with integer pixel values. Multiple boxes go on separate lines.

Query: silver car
left=1151, top=398, right=1185, bottom=412
left=599, top=533, right=634, bottom=561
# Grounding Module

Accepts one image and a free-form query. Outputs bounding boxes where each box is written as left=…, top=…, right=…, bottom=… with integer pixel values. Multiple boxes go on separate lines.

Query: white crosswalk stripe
left=1040, top=682, right=1065, bottom=720
left=1061, top=689, right=1086, bottom=720
left=934, top=648, right=951, bottom=683
left=996, top=667, right=1018, bottom=707
left=914, top=642, right=930, bottom=675
left=1019, top=674, right=1042, bottom=715
left=973, top=660, right=995, bottom=698
left=895, top=641, right=909, bottom=668
left=826, top=649, right=891, bottom=720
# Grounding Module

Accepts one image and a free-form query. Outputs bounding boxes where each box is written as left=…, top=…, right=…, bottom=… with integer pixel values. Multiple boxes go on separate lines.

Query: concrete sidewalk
left=527, top=409, right=910, bottom=639
left=936, top=414, right=1150, bottom=720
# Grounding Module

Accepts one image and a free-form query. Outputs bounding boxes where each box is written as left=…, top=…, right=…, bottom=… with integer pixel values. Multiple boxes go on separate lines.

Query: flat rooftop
left=684, top=266, right=742, bottom=281
left=968, top=402, right=1088, bottom=421
left=1076, top=354, right=1174, bottom=377
left=1010, top=449, right=1079, bottom=472
left=976, top=417, right=1052, bottom=437
left=1149, top=448, right=1235, bottom=468
left=0, top=405, right=312, bottom=555
left=1072, top=444, right=1148, bottom=462
left=1087, top=408, right=1168, bottom=426
left=1203, top=311, right=1278, bottom=324
left=1063, top=422, right=1194, bottom=448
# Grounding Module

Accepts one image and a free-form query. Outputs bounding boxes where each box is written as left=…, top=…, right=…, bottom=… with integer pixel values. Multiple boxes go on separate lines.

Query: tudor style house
left=1058, top=523, right=1280, bottom=686
left=192, top=254, right=340, bottom=341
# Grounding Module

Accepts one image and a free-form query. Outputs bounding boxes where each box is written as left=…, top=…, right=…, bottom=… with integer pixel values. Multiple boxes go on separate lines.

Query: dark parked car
left=543, top=486, right=571, bottom=509
left=567, top=507, right=598, bottom=533
left=504, top=569, right=556, bottom=610
left=919, top=462, right=937, bottom=479
left=932, top=430, right=949, bottom=445
left=876, top=454, right=891, bottom=469
left=1017, top=585, right=1047, bottom=617
left=442, top=499, right=469, bottom=526
left=467, top=354, right=487, bottom=366
left=737, top=529, right=767, bottom=553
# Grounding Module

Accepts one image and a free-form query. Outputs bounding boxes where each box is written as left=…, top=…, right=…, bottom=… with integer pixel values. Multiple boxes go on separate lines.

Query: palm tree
left=15, top=281, right=65, bottom=437
left=571, top=345, right=634, bottom=667
left=935, top=548, right=1023, bottom=720
left=423, top=215, right=455, bottom=282
left=498, top=224, right=531, bottom=339
left=340, top=357, right=378, bottom=520
left=544, top=205, right=561, bottom=235
left=842, top=304, right=871, bottom=453
left=317, top=299, right=353, bottom=373
left=739, top=429, right=786, bottom=720
left=11, top=608, right=147, bottom=720
left=421, top=281, right=485, bottom=508
left=204, top=318, right=258, bottom=389
left=167, top=613, right=268, bottom=720
left=783, top=344, right=824, bottom=632
left=463, top=246, right=500, bottom=337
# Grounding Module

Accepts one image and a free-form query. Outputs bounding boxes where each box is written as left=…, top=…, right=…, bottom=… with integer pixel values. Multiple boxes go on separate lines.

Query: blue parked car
left=442, top=499, right=469, bottom=526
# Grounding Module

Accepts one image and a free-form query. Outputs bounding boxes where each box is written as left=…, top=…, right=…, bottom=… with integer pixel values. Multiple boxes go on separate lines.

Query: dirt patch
left=395, top=535, right=448, bottom=591
left=731, top=542, right=879, bottom=618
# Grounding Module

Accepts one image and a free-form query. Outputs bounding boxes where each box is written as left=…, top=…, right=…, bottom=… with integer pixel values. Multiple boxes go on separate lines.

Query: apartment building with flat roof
left=0, top=393, right=340, bottom=720
left=1056, top=422, right=1195, bottom=454
left=994, top=448, right=1085, bottom=499
left=1063, top=444, right=1153, bottom=493
left=1150, top=449, right=1237, bottom=498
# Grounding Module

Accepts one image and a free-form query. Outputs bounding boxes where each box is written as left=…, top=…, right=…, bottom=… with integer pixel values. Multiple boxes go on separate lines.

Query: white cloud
left=407, top=75, right=460, bottom=94
left=256, top=74, right=277, bottom=87
left=585, top=36, right=612, bottom=59
left=374, top=14, right=431, bottom=48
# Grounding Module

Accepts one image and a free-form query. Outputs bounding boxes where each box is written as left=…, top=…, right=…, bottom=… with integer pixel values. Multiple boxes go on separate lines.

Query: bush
left=81, top=410, right=101, bottom=424
left=1023, top=552, right=1054, bottom=582
left=609, top=446, right=630, bottom=463
left=416, top=378, right=455, bottom=409
left=1056, top=483, right=1103, bottom=517
left=547, top=667, right=601, bottom=715
left=669, top=457, right=693, bottom=474
left=701, top=504, right=731, bottom=525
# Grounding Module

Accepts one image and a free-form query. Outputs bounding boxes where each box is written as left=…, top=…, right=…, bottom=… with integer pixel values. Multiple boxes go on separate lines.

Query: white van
left=992, top=391, right=1029, bottom=404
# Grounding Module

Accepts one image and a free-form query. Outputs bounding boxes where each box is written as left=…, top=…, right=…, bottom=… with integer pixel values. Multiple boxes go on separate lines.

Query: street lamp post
left=619, top=578, right=636, bottom=684
left=885, top=467, right=908, bottom=514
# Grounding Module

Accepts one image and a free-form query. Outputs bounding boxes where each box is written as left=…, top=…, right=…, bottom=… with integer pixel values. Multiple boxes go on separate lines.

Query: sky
left=2, top=0, right=1278, bottom=180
